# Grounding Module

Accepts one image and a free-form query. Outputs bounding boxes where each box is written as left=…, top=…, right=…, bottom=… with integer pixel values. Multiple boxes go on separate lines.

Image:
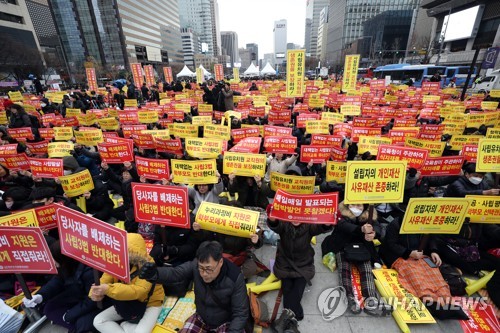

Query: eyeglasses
left=198, top=260, right=220, bottom=274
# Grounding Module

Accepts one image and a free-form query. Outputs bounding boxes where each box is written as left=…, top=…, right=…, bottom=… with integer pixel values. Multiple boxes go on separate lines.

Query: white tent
left=243, top=62, right=260, bottom=76
left=176, top=65, right=195, bottom=78
left=260, top=62, right=276, bottom=76
left=198, top=64, right=211, bottom=77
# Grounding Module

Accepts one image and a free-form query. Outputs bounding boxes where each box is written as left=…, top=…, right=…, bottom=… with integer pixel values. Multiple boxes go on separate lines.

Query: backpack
left=439, top=264, right=467, bottom=296
left=249, top=289, right=282, bottom=328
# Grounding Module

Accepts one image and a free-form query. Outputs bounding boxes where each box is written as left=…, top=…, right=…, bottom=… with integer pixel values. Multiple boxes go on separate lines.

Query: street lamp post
left=435, top=8, right=452, bottom=66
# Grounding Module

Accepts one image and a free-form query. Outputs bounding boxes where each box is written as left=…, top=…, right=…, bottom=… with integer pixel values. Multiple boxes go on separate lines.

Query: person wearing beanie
left=0, top=186, right=32, bottom=212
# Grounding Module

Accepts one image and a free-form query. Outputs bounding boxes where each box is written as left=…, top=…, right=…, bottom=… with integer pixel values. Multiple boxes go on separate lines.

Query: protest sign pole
left=93, top=269, right=103, bottom=309
left=15, top=273, right=42, bottom=321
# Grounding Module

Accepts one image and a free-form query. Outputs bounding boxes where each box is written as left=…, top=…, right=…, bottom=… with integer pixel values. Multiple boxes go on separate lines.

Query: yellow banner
left=490, top=89, right=500, bottom=98
left=358, top=136, right=392, bottom=155
left=58, top=169, right=95, bottom=197
left=223, top=152, right=266, bottom=177
left=422, top=95, right=441, bottom=102
left=171, top=159, right=218, bottom=184
left=373, top=269, right=435, bottom=324
left=308, top=97, right=325, bottom=108
left=74, top=129, right=104, bottom=146
left=196, top=68, right=204, bottom=84
left=141, top=129, right=170, bottom=140
left=77, top=113, right=97, bottom=126
left=486, top=127, right=500, bottom=139
left=400, top=198, right=469, bottom=234
left=321, top=112, right=344, bottom=125
left=466, top=195, right=500, bottom=223
left=124, top=99, right=137, bottom=107
left=344, top=161, right=406, bottom=204
left=476, top=138, right=500, bottom=172
left=442, top=121, right=466, bottom=135
left=138, top=110, right=159, bottom=124
left=448, top=135, right=482, bottom=151
left=108, top=109, right=118, bottom=118
left=48, top=142, right=74, bottom=158
left=192, top=116, right=213, bottom=126
left=340, top=104, right=361, bottom=116
left=170, top=123, right=199, bottom=138
left=326, top=161, right=347, bottom=183
left=0, top=210, right=38, bottom=227
left=233, top=68, right=240, bottom=83
left=198, top=104, right=213, bottom=112
left=481, top=101, right=499, bottom=110
left=0, top=111, right=7, bottom=125
left=97, top=117, right=119, bottom=130
left=466, top=113, right=486, bottom=128
left=185, top=137, right=223, bottom=159
left=66, top=108, right=81, bottom=117
left=484, top=111, right=499, bottom=126
left=306, top=120, right=330, bottom=134
left=270, top=172, right=315, bottom=194
left=405, top=138, right=445, bottom=157
left=196, top=202, right=258, bottom=238
left=204, top=124, right=231, bottom=140
left=8, top=91, right=23, bottom=102
left=174, top=103, right=191, bottom=113
left=342, top=54, right=360, bottom=92
left=54, top=127, right=74, bottom=141
left=286, top=50, right=305, bottom=97
left=224, top=110, right=241, bottom=120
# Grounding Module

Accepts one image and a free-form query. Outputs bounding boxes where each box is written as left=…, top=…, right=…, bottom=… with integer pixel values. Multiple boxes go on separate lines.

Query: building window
left=0, top=12, right=23, bottom=24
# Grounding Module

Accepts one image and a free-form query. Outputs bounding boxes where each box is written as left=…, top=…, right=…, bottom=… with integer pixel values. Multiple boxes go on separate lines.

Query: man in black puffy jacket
left=140, top=241, right=249, bottom=332
left=444, top=163, right=499, bottom=197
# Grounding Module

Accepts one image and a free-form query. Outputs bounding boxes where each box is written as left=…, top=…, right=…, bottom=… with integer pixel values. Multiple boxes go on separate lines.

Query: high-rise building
left=246, top=43, right=259, bottom=64
left=326, top=0, right=419, bottom=69
left=49, top=0, right=183, bottom=78
left=239, top=48, right=251, bottom=70
left=221, top=31, right=239, bottom=67
left=263, top=53, right=275, bottom=68
left=181, top=28, right=201, bottom=67
left=317, top=5, right=329, bottom=65
left=178, top=0, right=221, bottom=56
left=0, top=0, right=45, bottom=85
left=304, top=0, right=329, bottom=59
left=274, top=19, right=287, bottom=65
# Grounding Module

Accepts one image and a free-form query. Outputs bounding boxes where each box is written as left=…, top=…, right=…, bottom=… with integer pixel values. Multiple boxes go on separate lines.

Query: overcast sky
left=217, top=0, right=306, bottom=59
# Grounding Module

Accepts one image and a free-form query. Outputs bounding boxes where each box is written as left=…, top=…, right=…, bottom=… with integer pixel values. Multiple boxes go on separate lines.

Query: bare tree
left=0, top=35, right=44, bottom=84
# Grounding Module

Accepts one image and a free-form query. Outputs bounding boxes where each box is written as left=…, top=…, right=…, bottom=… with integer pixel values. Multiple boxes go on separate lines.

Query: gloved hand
left=22, top=294, right=43, bottom=308
left=163, top=245, right=179, bottom=256
left=139, top=262, right=159, bottom=282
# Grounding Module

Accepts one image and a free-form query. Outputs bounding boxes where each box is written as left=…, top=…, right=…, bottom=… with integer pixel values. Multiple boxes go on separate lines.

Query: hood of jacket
left=63, top=156, right=80, bottom=171
left=285, top=164, right=302, bottom=176
left=338, top=201, right=377, bottom=223
left=127, top=233, right=149, bottom=267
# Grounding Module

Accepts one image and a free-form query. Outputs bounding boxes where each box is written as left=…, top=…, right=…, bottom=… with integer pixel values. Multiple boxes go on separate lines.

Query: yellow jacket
left=90, top=233, right=164, bottom=307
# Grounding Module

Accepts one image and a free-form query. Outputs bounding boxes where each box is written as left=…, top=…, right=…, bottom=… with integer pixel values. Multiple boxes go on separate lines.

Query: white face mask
left=469, top=177, right=483, bottom=185
left=349, top=207, right=363, bottom=217
left=40, top=103, right=47, bottom=108
left=5, top=201, right=14, bottom=209
left=63, top=170, right=72, bottom=176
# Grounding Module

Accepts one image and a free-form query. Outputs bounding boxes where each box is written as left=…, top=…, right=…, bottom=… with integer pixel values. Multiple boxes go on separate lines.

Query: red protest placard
left=8, top=127, right=34, bottom=141
left=249, top=106, right=265, bottom=118
left=296, top=113, right=320, bottom=128
left=310, top=135, right=343, bottom=147
left=300, top=145, right=333, bottom=163
left=418, top=132, right=442, bottom=141
left=264, top=125, right=292, bottom=137
left=39, top=128, right=55, bottom=140
left=122, top=124, right=147, bottom=138
left=231, top=127, right=260, bottom=143
left=420, top=156, right=464, bottom=176
left=461, top=144, right=478, bottom=163
left=98, top=142, right=134, bottom=164
left=155, top=138, right=183, bottom=154
left=135, top=156, right=170, bottom=180
left=0, top=226, right=58, bottom=274
left=369, top=79, right=385, bottom=91
left=29, top=158, right=64, bottom=178
left=389, top=129, right=420, bottom=145
left=268, top=110, right=291, bottom=124
left=351, top=127, right=381, bottom=142
left=102, top=131, right=119, bottom=138
left=393, top=118, right=417, bottom=127
left=132, top=133, right=155, bottom=149
left=270, top=189, right=338, bottom=224
left=377, top=145, right=429, bottom=169
left=352, top=117, right=376, bottom=128
left=61, top=116, right=79, bottom=127
left=33, top=204, right=58, bottom=230
left=0, top=144, right=18, bottom=155
left=56, top=205, right=130, bottom=282
left=132, top=183, right=190, bottom=228
left=165, top=109, right=185, bottom=121
left=0, top=153, right=30, bottom=170
left=264, top=136, right=297, bottom=154
left=330, top=146, right=348, bottom=161
left=459, top=302, right=500, bottom=333
left=229, top=137, right=262, bottom=153
left=421, top=82, right=440, bottom=93
left=26, top=140, right=49, bottom=155
left=118, top=111, right=139, bottom=125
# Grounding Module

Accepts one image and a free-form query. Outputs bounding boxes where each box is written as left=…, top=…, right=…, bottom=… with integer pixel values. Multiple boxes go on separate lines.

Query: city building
left=317, top=5, right=329, bottom=65
left=221, top=31, right=239, bottom=67
left=262, top=53, right=275, bottom=68
left=246, top=43, right=259, bottom=64
left=181, top=28, right=201, bottom=67
left=239, top=48, right=251, bottom=71
left=194, top=54, right=217, bottom=72
left=420, top=0, right=500, bottom=70
left=274, top=19, right=287, bottom=65
left=178, top=0, right=221, bottom=56
left=0, top=0, right=45, bottom=83
left=287, top=43, right=301, bottom=50
left=326, top=0, right=419, bottom=70
left=304, top=0, right=329, bottom=59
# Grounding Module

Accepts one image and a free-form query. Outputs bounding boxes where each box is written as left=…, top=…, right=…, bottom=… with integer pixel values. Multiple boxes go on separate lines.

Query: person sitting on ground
left=227, top=173, right=270, bottom=209
left=140, top=241, right=249, bottom=333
